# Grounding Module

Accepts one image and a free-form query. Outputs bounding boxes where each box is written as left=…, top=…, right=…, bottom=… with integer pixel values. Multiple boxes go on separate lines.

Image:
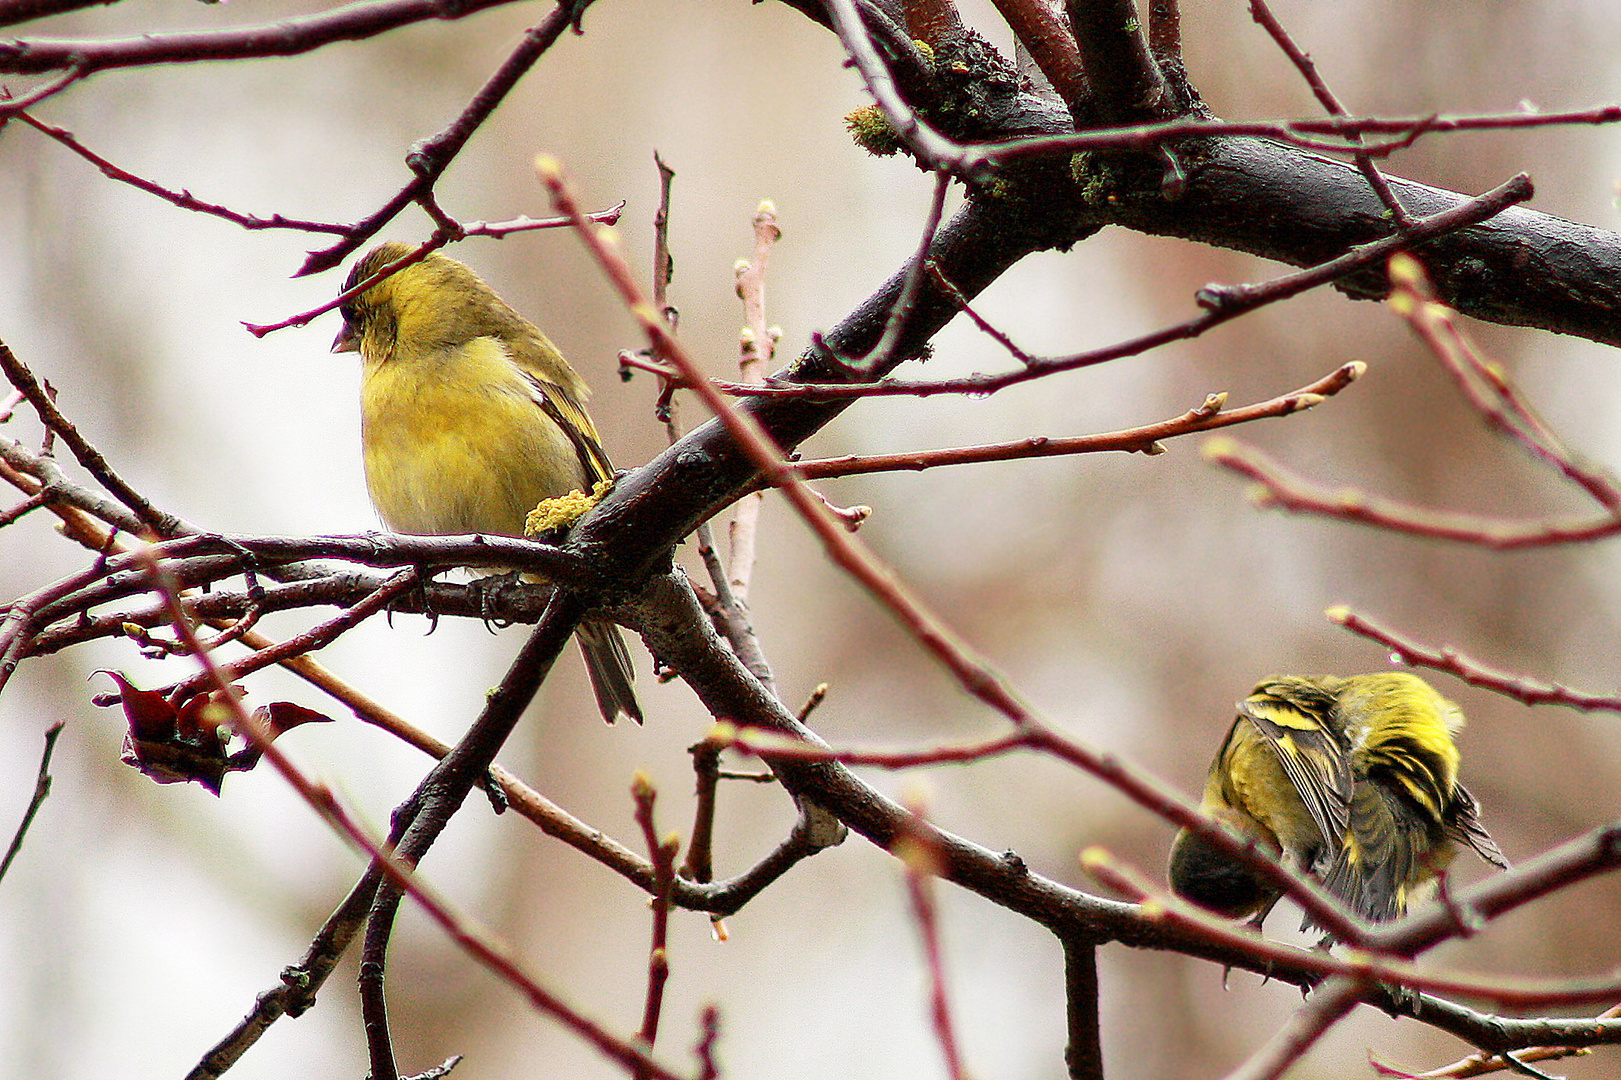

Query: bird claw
left=466, top=571, right=523, bottom=629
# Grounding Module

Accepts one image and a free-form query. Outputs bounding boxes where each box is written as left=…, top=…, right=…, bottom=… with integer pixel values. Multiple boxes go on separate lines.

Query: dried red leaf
left=96, top=670, right=179, bottom=743
left=98, top=672, right=232, bottom=796
left=97, top=674, right=332, bottom=795
left=255, top=701, right=336, bottom=737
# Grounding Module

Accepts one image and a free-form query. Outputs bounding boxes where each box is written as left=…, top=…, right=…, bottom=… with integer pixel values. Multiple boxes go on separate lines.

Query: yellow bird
left=1167, top=673, right=1504, bottom=929
left=332, top=242, right=641, bottom=724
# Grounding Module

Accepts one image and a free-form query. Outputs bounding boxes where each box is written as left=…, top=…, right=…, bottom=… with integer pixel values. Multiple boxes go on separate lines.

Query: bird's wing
left=1316, top=784, right=1405, bottom=923
left=1446, top=783, right=1509, bottom=868
left=1240, top=692, right=1352, bottom=860
left=518, top=368, right=617, bottom=486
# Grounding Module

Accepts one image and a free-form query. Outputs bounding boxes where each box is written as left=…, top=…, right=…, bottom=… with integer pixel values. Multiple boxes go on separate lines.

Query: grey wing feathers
left=521, top=370, right=617, bottom=485
left=1447, top=783, right=1509, bottom=868
left=1240, top=699, right=1353, bottom=866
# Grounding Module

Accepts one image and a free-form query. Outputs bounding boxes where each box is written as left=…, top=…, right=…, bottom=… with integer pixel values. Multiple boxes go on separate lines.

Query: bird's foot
left=466, top=570, right=524, bottom=628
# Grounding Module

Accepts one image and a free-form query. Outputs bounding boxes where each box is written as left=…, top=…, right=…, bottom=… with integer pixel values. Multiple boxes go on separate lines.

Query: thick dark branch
left=1065, top=0, right=1172, bottom=123
left=1105, top=136, right=1621, bottom=344
left=808, top=33, right=1621, bottom=347
left=0, top=0, right=526, bottom=74
left=0, top=0, right=118, bottom=29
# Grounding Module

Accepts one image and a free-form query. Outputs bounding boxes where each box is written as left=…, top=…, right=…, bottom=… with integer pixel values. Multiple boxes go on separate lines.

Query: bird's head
left=332, top=242, right=522, bottom=360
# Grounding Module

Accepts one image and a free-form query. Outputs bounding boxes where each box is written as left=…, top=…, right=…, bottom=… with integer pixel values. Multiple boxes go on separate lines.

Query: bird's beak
left=331, top=323, right=359, bottom=354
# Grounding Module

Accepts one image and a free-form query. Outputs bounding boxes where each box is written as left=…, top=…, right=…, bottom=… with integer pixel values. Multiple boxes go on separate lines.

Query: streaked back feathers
left=1337, top=673, right=1461, bottom=821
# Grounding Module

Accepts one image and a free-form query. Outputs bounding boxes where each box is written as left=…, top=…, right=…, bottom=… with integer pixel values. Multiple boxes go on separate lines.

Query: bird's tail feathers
left=1311, top=784, right=1421, bottom=927
left=576, top=619, right=642, bottom=725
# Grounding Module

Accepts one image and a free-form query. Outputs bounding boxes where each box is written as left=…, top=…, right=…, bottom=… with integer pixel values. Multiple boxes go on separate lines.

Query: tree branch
left=0, top=0, right=528, bottom=74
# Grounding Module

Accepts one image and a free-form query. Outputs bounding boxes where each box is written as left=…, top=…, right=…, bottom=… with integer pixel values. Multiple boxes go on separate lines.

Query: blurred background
left=3, top=0, right=1621, bottom=1077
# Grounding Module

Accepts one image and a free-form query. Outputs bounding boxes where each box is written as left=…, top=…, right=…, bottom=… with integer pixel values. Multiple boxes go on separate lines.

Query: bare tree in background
left=4, top=0, right=1621, bottom=1078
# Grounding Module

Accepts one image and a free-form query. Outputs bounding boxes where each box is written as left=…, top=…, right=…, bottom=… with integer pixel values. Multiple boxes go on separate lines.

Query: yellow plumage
left=1167, top=673, right=1504, bottom=930
left=333, top=242, right=640, bottom=724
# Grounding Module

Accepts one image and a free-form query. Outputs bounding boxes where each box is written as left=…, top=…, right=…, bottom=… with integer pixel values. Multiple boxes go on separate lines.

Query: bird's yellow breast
left=360, top=336, right=586, bottom=536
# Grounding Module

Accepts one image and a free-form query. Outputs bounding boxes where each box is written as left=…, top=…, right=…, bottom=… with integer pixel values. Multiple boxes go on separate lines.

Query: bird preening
left=332, top=242, right=641, bottom=724
left=1167, top=672, right=1506, bottom=933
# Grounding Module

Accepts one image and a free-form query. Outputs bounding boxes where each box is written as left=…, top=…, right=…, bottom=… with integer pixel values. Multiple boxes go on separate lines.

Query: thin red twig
left=1084, top=848, right=1621, bottom=1008
left=897, top=798, right=968, bottom=1080
left=244, top=204, right=623, bottom=337
left=793, top=362, right=1361, bottom=478
left=964, top=104, right=1621, bottom=169
left=632, top=773, right=678, bottom=1073
left=1247, top=0, right=1416, bottom=228
left=1208, top=254, right=1621, bottom=549
left=1328, top=606, right=1621, bottom=713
